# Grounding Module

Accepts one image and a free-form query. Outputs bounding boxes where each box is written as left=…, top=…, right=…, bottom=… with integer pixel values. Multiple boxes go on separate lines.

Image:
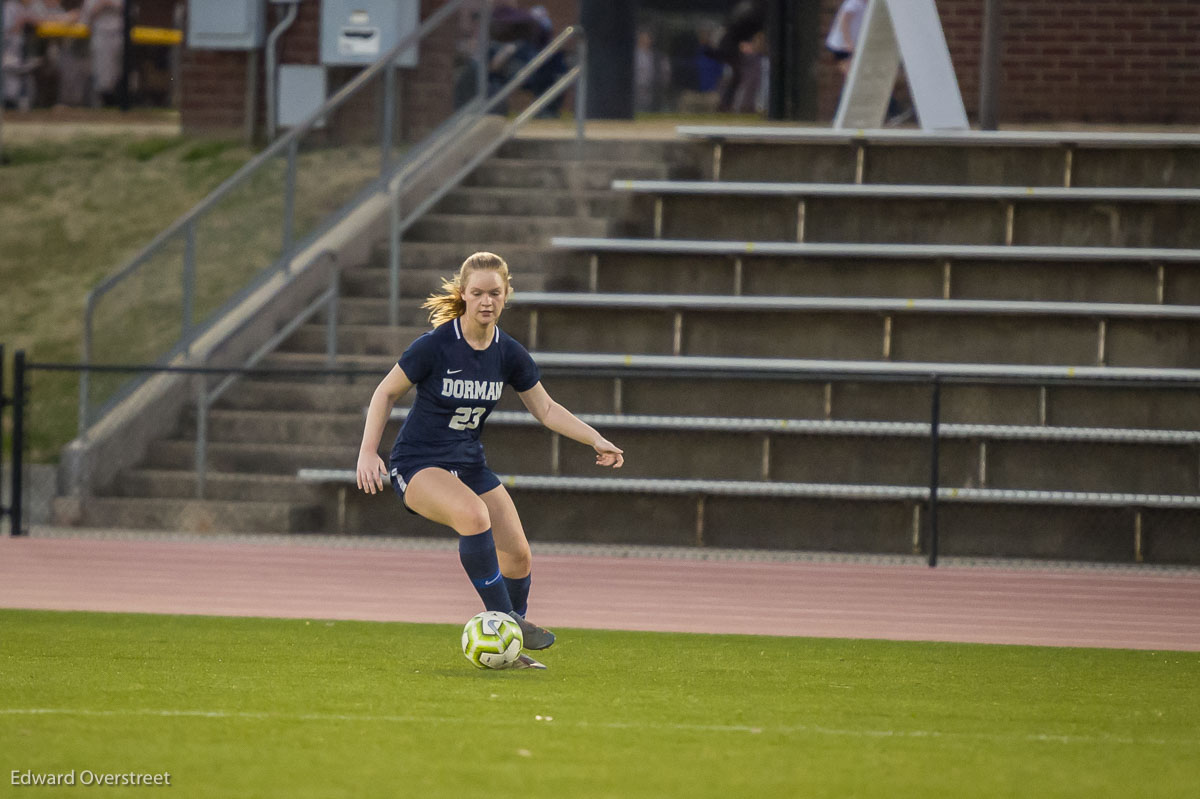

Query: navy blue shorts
left=389, top=461, right=502, bottom=514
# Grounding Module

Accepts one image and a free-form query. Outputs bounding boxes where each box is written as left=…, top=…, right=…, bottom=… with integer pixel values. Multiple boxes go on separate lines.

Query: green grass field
left=1, top=609, right=1196, bottom=798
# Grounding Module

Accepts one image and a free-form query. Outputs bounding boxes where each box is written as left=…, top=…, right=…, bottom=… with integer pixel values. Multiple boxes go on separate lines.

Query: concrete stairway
left=75, top=137, right=695, bottom=535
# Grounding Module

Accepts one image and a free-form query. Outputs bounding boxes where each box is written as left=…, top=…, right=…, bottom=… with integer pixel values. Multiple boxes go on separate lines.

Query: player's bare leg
left=405, top=468, right=544, bottom=635
left=480, top=484, right=555, bottom=651
left=404, top=468, right=490, bottom=534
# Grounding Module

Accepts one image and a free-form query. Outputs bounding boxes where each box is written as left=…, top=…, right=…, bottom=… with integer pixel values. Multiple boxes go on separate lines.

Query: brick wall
left=817, top=0, right=1200, bottom=124
left=183, top=0, right=1200, bottom=133
left=181, top=0, right=455, bottom=138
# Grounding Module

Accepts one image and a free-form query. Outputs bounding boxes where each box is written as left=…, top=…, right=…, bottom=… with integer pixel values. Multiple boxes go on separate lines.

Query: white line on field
left=0, top=708, right=1189, bottom=747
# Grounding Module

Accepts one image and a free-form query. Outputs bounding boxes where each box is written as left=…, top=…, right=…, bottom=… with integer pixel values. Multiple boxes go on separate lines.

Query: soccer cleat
left=508, top=612, right=556, bottom=651
left=509, top=653, right=548, bottom=670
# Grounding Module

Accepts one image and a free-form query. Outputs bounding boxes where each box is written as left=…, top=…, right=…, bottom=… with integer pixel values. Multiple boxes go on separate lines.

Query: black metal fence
left=3, top=346, right=1199, bottom=566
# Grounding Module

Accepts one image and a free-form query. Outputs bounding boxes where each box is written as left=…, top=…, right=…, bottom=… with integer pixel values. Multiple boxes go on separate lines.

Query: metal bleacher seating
left=286, top=126, right=1200, bottom=561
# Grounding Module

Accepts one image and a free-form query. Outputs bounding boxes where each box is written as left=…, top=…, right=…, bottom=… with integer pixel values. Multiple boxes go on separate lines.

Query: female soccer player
left=355, top=251, right=624, bottom=668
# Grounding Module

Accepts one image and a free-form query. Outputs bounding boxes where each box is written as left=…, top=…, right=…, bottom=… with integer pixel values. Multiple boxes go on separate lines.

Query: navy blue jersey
left=389, top=317, right=540, bottom=468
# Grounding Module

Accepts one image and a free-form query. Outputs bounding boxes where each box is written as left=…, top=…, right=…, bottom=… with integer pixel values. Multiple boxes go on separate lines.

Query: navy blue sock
left=458, top=529, right=513, bottom=613
left=503, top=573, right=531, bottom=617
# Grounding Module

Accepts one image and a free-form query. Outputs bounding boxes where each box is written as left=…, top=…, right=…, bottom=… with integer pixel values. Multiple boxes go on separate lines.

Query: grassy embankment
left=1, top=130, right=380, bottom=461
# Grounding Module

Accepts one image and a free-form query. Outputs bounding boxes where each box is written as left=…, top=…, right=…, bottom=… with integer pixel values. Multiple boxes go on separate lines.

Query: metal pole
left=79, top=302, right=93, bottom=432
left=11, top=350, right=26, bottom=536
left=326, top=262, right=339, bottom=367
left=183, top=221, right=196, bottom=344
left=574, top=35, right=587, bottom=142
left=979, top=0, right=1003, bottom=131
left=389, top=191, right=401, bottom=327
left=119, top=0, right=133, bottom=110
left=283, top=137, right=298, bottom=259
left=194, top=384, right=207, bottom=499
left=0, top=12, right=6, bottom=165
left=476, top=0, right=492, bottom=102
left=927, top=377, right=942, bottom=567
left=244, top=50, right=258, bottom=146
left=381, top=63, right=396, bottom=172
left=266, top=1, right=300, bottom=143
left=0, top=344, right=6, bottom=531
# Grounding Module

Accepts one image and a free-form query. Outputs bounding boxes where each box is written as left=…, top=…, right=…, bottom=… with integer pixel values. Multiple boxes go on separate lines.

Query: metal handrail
left=78, top=0, right=483, bottom=432
left=193, top=251, right=339, bottom=499
left=387, top=24, right=588, bottom=325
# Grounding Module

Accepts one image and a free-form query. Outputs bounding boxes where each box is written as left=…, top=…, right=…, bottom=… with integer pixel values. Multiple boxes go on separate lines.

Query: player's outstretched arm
left=518, top=382, right=624, bottom=468
left=357, top=365, right=414, bottom=493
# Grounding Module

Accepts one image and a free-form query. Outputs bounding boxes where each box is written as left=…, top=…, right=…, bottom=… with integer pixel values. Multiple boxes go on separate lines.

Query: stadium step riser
left=326, top=299, right=427, bottom=327
left=219, top=365, right=1200, bottom=432
left=624, top=194, right=1200, bottom=249
left=709, top=142, right=1200, bottom=188
left=404, top=214, right=609, bottom=245
left=174, top=410, right=1200, bottom=496
left=210, top=381, right=401, bottom=413
left=362, top=244, right=577, bottom=277
left=497, top=307, right=1200, bottom=370
left=277, top=324, right=430, bottom=357
left=331, top=488, right=1200, bottom=562
left=144, top=441, right=346, bottom=475
left=461, top=160, right=671, bottom=191
left=337, top=267, right=529, bottom=301
left=480, top=427, right=1200, bottom=496
left=432, top=189, right=629, bottom=218
left=64, top=497, right=324, bottom=535
left=496, top=138, right=700, bottom=164
left=562, top=253, right=1200, bottom=307
left=113, top=470, right=327, bottom=504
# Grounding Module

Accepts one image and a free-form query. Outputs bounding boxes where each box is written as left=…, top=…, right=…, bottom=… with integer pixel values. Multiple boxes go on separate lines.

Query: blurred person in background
left=486, top=0, right=565, bottom=117
left=78, top=0, right=121, bottom=106
left=3, top=0, right=38, bottom=109
left=633, top=27, right=669, bottom=113
left=28, top=0, right=79, bottom=106
left=826, top=0, right=908, bottom=124
left=666, top=22, right=722, bottom=113
left=708, top=0, right=766, bottom=113
left=728, top=28, right=767, bottom=114
left=825, top=0, right=866, bottom=80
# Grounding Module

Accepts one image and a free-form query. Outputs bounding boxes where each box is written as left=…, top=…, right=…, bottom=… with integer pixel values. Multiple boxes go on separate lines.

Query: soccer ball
left=462, top=611, right=523, bottom=670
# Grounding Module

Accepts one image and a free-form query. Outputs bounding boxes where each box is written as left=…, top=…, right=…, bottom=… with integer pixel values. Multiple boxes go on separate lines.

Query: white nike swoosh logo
left=484, top=573, right=502, bottom=586
left=447, top=369, right=463, bottom=374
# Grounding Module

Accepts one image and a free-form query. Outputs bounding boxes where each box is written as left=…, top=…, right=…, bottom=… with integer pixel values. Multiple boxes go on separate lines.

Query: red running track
left=1, top=535, right=1198, bottom=651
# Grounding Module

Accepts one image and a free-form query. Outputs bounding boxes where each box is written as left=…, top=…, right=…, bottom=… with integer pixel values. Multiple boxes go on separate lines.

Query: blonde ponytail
left=422, top=251, right=513, bottom=326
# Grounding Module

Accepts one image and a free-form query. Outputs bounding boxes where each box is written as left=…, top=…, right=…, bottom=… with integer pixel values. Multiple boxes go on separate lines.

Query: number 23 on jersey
left=449, top=406, right=486, bottom=430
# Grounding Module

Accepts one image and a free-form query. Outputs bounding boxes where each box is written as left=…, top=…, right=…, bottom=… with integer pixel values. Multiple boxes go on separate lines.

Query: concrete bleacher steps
left=173, top=407, right=1198, bottom=497
left=218, top=360, right=1200, bottom=431
left=431, top=187, right=626, bottom=218
left=349, top=243, right=566, bottom=286
left=113, top=470, right=326, bottom=505
left=497, top=297, right=1200, bottom=369
left=404, top=214, right=608, bottom=244
left=72, top=497, right=323, bottom=535
left=544, top=250, right=1200, bottom=306
left=77, top=130, right=1200, bottom=562
left=288, top=309, right=1200, bottom=368
left=612, top=182, right=1200, bottom=248
left=461, top=159, right=675, bottom=192
left=677, top=127, right=1200, bottom=187
left=300, top=469, right=1198, bottom=563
